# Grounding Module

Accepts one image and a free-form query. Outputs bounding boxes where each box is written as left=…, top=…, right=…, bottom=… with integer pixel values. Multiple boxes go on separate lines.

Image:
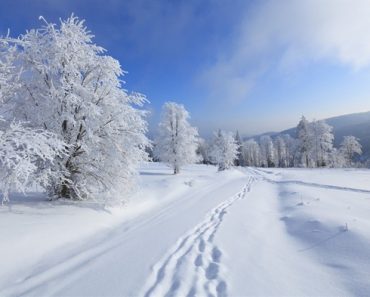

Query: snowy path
left=1, top=164, right=370, bottom=296
left=0, top=165, right=251, bottom=297
left=141, top=177, right=254, bottom=297
left=139, top=167, right=370, bottom=297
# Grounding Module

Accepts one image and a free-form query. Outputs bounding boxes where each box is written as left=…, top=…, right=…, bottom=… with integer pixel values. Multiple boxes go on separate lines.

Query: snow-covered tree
left=1, top=16, right=149, bottom=200
left=282, top=134, right=298, bottom=167
left=296, top=116, right=313, bottom=167
left=296, top=117, right=335, bottom=168
left=259, top=135, right=275, bottom=167
left=154, top=102, right=199, bottom=174
left=329, top=148, right=346, bottom=168
left=210, top=130, right=238, bottom=171
left=242, top=139, right=261, bottom=167
left=311, top=120, right=334, bottom=167
left=274, top=136, right=288, bottom=167
left=234, top=131, right=243, bottom=166
left=340, top=136, right=362, bottom=167
left=197, top=138, right=211, bottom=164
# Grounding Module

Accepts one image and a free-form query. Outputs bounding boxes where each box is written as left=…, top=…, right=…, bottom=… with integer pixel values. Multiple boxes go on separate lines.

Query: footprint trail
left=141, top=176, right=254, bottom=297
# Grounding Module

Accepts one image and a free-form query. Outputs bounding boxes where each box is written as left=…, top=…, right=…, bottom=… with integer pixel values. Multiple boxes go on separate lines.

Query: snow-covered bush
left=0, top=15, right=149, bottom=201
left=0, top=121, right=65, bottom=203
left=210, top=130, right=238, bottom=171
left=154, top=102, right=199, bottom=174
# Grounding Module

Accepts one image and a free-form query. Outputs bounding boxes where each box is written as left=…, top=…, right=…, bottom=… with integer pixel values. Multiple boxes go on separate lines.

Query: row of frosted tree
left=133, top=93, right=364, bottom=177
left=152, top=103, right=363, bottom=175
left=197, top=117, right=362, bottom=169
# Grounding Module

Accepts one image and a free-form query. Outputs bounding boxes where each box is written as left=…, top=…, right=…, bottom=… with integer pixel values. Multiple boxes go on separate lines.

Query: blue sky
left=2, top=0, right=370, bottom=137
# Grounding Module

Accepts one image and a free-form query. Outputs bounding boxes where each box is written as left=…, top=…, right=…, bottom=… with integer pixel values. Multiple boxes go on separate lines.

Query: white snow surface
left=1, top=163, right=370, bottom=296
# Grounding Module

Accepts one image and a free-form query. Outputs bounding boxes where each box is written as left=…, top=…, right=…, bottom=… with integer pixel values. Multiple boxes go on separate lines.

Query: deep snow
left=1, top=163, right=370, bottom=296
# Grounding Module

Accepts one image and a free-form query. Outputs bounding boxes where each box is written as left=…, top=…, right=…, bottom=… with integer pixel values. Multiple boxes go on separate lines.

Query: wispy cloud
left=200, top=0, right=370, bottom=102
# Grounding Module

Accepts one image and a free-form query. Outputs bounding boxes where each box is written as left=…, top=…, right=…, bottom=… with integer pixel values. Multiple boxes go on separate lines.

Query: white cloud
left=201, top=0, right=370, bottom=102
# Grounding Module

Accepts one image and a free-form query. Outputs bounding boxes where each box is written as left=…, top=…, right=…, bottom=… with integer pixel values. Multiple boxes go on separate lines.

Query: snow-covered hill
left=1, top=163, right=370, bottom=296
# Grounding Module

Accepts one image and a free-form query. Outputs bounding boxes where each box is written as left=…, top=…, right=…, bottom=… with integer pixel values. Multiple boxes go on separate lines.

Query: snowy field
left=1, top=163, right=370, bottom=296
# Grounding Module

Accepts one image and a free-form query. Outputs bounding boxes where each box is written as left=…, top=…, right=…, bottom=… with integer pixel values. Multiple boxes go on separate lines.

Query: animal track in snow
left=141, top=177, right=254, bottom=297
